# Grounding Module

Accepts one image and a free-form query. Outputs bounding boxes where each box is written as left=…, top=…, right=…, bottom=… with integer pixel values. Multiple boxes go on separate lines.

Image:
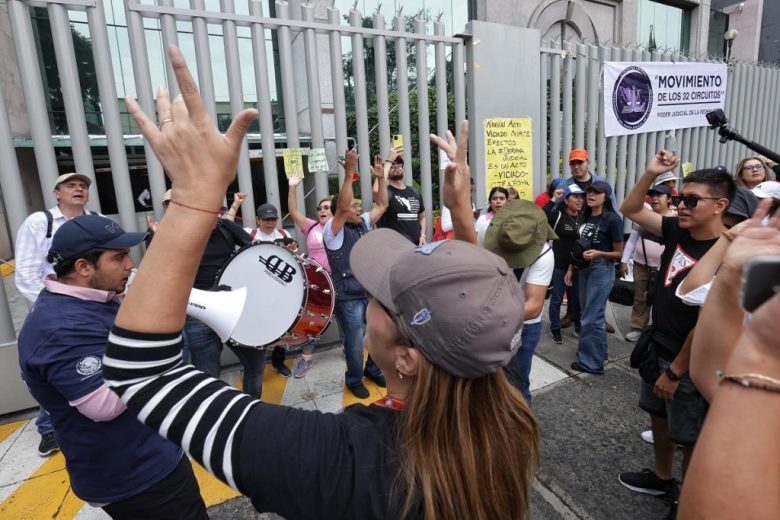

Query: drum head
left=217, top=243, right=305, bottom=347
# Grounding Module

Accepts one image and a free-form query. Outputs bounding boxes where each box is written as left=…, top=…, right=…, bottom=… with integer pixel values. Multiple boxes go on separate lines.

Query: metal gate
left=0, top=0, right=465, bottom=414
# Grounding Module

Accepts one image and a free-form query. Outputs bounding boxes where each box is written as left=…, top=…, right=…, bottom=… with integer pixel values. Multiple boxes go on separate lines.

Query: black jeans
left=102, top=456, right=208, bottom=519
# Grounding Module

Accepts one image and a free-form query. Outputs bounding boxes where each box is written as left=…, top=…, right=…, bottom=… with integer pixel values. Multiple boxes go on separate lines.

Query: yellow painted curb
left=1, top=260, right=15, bottom=277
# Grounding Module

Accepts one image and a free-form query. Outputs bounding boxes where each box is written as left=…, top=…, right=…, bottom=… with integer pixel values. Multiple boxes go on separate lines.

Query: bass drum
left=216, top=243, right=334, bottom=348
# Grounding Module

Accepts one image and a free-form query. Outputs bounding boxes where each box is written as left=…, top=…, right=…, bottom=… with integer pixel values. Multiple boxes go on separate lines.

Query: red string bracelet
left=168, top=199, right=222, bottom=216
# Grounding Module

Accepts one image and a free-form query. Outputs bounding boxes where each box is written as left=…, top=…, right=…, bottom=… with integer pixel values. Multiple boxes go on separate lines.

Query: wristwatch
left=665, top=367, right=681, bottom=382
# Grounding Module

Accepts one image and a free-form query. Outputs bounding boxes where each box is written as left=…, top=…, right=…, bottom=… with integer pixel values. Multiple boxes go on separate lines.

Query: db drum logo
left=612, top=66, right=653, bottom=131
left=259, top=254, right=297, bottom=284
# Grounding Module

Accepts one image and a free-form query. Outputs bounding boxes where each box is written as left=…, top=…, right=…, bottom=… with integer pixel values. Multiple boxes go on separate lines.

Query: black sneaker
left=38, top=432, right=59, bottom=457
left=347, top=383, right=370, bottom=399
left=272, top=362, right=291, bottom=378
left=618, top=469, right=677, bottom=496
left=551, top=330, right=563, bottom=344
left=363, top=371, right=387, bottom=388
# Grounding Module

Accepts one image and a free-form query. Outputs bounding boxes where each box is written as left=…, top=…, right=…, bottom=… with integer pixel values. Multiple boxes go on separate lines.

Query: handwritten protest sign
left=283, top=148, right=304, bottom=178
left=484, top=118, right=533, bottom=200
left=308, top=148, right=328, bottom=172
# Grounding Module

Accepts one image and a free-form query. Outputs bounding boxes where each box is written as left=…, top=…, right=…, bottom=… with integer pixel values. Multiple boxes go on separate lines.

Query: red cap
left=568, top=149, right=589, bottom=162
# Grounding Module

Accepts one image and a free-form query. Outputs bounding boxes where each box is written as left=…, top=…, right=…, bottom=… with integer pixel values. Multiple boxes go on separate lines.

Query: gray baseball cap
left=350, top=229, right=525, bottom=379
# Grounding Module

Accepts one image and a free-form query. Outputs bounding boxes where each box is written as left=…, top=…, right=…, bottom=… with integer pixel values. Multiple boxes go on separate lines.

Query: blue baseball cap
left=48, top=215, right=147, bottom=264
left=552, top=178, right=568, bottom=190
left=563, top=184, right=585, bottom=199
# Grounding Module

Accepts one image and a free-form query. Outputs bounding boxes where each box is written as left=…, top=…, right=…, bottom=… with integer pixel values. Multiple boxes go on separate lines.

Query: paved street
left=1, top=271, right=677, bottom=518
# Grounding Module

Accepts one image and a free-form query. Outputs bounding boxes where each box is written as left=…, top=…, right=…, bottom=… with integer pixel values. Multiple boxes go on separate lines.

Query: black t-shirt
left=579, top=211, right=623, bottom=254
left=194, top=220, right=253, bottom=289
left=237, top=402, right=403, bottom=519
left=377, top=185, right=425, bottom=243
left=652, top=217, right=719, bottom=361
left=544, top=202, right=580, bottom=269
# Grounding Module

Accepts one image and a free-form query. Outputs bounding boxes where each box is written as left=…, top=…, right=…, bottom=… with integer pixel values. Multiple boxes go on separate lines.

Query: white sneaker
left=640, top=430, right=654, bottom=444
left=626, top=330, right=642, bottom=342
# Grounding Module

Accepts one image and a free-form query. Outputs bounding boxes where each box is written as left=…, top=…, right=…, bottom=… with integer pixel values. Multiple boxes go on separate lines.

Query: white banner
left=603, top=62, right=727, bottom=137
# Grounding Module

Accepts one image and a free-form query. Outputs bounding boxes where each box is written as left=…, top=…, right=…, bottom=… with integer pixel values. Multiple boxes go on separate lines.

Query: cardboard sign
left=283, top=148, right=304, bottom=178
left=483, top=118, right=533, bottom=200
left=308, top=148, right=328, bottom=172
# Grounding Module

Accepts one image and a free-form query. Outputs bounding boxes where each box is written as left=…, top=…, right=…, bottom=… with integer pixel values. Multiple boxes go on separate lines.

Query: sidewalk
left=0, top=296, right=677, bottom=519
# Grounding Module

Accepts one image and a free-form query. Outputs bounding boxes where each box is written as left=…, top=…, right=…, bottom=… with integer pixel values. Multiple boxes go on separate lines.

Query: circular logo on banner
left=76, top=355, right=102, bottom=377
left=612, top=66, right=653, bottom=131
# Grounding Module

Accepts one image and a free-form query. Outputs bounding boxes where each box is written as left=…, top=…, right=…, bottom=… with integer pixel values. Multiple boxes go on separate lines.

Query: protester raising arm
left=679, top=289, right=780, bottom=519
left=430, top=123, right=478, bottom=245
left=222, top=192, right=247, bottom=221
left=621, top=150, right=679, bottom=237
left=286, top=174, right=311, bottom=233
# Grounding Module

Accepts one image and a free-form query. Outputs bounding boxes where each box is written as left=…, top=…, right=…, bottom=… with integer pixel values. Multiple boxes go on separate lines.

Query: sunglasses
left=671, top=195, right=721, bottom=208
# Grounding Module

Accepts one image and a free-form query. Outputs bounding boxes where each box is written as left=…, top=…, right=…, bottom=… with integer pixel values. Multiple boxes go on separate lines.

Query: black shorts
left=638, top=358, right=708, bottom=446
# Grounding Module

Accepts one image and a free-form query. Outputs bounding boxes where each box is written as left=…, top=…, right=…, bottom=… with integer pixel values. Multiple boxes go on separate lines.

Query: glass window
left=637, top=0, right=691, bottom=53
left=708, top=10, right=729, bottom=58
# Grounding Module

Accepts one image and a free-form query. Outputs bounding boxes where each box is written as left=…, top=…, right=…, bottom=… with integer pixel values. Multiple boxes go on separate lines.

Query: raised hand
left=645, top=149, right=679, bottom=178
left=373, top=155, right=386, bottom=179
left=232, top=192, right=247, bottom=206
left=431, top=121, right=470, bottom=212
left=343, top=148, right=358, bottom=175
left=288, top=173, right=303, bottom=188
left=125, top=46, right=257, bottom=207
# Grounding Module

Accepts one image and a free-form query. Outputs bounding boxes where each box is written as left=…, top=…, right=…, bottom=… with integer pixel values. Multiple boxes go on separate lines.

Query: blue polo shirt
left=18, top=283, right=182, bottom=504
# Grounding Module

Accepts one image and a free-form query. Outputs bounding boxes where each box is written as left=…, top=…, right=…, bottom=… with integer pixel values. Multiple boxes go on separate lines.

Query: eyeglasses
left=671, top=195, right=721, bottom=208
left=742, top=164, right=765, bottom=172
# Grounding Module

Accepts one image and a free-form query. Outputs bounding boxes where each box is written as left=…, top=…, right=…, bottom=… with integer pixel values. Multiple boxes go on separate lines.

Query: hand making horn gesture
left=430, top=121, right=477, bottom=244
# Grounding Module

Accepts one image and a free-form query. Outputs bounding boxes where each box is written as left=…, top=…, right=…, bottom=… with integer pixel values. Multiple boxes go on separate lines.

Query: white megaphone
left=187, top=287, right=247, bottom=342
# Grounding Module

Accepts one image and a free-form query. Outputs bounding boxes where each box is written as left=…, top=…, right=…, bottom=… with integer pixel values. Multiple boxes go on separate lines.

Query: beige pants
left=630, top=262, right=656, bottom=331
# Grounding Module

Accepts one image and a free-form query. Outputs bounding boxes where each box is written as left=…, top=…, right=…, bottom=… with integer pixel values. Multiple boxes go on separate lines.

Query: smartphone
left=392, top=134, right=403, bottom=149
left=741, top=255, right=780, bottom=312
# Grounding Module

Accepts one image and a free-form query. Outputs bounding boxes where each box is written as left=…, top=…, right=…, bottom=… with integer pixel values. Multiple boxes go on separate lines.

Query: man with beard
left=376, top=149, right=426, bottom=245
left=17, top=215, right=207, bottom=518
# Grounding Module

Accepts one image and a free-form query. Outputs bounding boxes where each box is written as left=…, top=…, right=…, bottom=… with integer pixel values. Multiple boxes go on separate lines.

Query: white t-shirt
left=245, top=227, right=289, bottom=242
left=519, top=242, right=555, bottom=325
left=675, top=279, right=712, bottom=307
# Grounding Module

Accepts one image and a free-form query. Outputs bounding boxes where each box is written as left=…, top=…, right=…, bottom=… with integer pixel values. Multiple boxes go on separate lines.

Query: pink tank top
left=305, top=220, right=331, bottom=272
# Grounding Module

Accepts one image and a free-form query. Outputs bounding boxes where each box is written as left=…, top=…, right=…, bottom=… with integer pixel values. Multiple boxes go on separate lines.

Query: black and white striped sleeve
left=102, top=326, right=258, bottom=491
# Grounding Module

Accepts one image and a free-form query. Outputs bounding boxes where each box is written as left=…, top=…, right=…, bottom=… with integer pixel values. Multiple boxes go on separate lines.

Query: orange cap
left=568, top=149, right=589, bottom=162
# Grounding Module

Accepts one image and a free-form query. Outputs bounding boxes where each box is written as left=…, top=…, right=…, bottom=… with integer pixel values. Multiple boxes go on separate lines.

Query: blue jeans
left=504, top=321, right=543, bottom=402
left=35, top=407, right=53, bottom=435
left=182, top=317, right=266, bottom=399
left=333, top=297, right=382, bottom=387
left=576, top=260, right=615, bottom=373
left=549, top=267, right=581, bottom=332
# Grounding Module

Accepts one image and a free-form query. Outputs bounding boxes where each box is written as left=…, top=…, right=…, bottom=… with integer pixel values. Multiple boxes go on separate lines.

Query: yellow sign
left=681, top=162, right=694, bottom=177
left=484, top=118, right=533, bottom=200
left=283, top=148, right=304, bottom=178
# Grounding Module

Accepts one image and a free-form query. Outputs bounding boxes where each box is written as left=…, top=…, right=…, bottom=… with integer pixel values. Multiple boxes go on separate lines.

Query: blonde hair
left=734, top=157, right=774, bottom=187
left=396, top=356, right=539, bottom=519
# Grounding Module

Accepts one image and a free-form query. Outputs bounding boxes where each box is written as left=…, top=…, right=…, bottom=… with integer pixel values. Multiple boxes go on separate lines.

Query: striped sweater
left=103, top=326, right=402, bottom=519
